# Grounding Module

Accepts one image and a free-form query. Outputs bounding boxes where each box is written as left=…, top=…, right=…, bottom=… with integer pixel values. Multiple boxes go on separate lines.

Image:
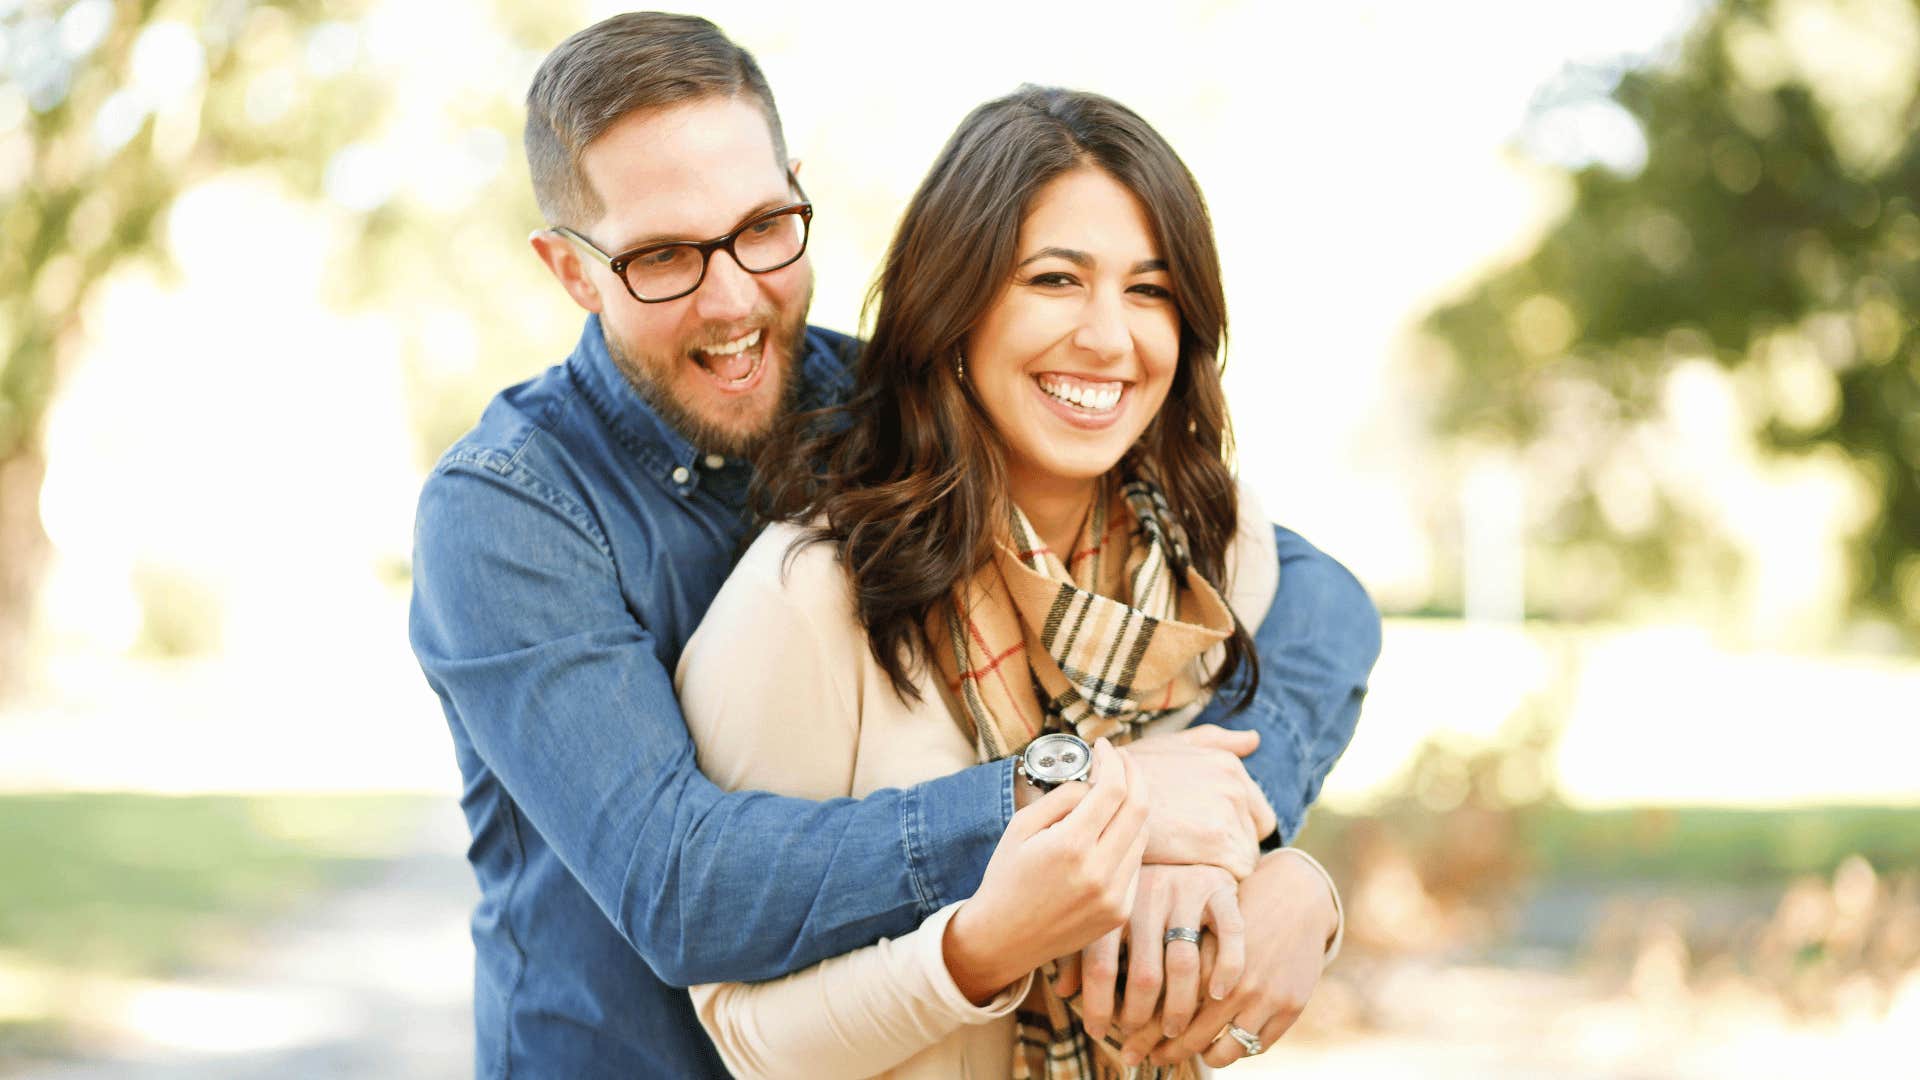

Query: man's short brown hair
left=524, top=12, right=788, bottom=228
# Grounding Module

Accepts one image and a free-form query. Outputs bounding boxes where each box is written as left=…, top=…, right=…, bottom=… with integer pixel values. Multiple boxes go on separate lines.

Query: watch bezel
left=1019, top=732, right=1093, bottom=791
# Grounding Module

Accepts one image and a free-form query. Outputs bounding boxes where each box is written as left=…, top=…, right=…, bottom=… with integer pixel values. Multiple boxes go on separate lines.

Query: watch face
left=1023, top=733, right=1091, bottom=786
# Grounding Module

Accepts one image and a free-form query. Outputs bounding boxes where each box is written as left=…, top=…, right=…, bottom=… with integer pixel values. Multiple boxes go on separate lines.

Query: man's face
left=566, top=96, right=813, bottom=456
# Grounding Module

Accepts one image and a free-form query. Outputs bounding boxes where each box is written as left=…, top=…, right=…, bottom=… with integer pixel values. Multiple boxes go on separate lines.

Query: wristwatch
left=1017, top=732, right=1093, bottom=792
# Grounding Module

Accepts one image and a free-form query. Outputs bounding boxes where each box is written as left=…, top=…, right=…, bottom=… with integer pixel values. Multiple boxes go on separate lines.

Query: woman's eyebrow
left=1016, top=246, right=1091, bottom=269
left=1014, top=247, right=1169, bottom=275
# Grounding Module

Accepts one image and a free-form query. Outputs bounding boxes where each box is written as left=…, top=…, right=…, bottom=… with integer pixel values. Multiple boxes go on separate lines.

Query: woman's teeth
left=1036, top=374, right=1122, bottom=411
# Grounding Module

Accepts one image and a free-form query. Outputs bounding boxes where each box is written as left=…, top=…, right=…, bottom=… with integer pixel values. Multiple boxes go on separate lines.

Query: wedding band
left=1163, top=926, right=1202, bottom=946
left=1224, top=1023, right=1265, bottom=1056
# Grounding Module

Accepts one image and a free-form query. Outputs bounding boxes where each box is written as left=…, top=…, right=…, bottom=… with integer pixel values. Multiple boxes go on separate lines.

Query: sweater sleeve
left=675, top=527, right=1029, bottom=1078
left=688, top=902, right=1032, bottom=1080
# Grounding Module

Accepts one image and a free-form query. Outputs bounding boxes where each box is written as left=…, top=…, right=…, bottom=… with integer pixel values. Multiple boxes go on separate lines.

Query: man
left=409, top=12, right=1380, bottom=1077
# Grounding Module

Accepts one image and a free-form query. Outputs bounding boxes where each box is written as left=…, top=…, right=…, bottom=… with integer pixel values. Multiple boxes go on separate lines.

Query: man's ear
left=530, top=229, right=604, bottom=314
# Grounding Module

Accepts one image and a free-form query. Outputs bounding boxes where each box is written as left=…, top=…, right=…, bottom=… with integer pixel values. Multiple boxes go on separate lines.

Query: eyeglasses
left=551, top=173, right=813, bottom=304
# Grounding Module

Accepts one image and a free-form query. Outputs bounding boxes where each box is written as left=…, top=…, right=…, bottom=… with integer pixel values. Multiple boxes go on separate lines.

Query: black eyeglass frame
left=551, top=172, right=813, bottom=304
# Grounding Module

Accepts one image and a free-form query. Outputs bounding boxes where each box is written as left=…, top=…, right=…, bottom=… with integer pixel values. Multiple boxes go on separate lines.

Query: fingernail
left=1209, top=986, right=1226, bottom=1000
left=1122, top=1050, right=1142, bottom=1067
left=1164, top=1022, right=1185, bottom=1039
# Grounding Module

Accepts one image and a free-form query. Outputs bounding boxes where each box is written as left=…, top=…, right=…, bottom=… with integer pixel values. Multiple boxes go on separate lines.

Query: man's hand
left=1122, top=726, right=1277, bottom=878
left=1051, top=863, right=1244, bottom=1045
left=1121, top=849, right=1336, bottom=1068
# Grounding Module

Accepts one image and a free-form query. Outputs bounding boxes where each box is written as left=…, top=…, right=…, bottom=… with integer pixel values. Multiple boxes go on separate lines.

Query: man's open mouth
left=693, top=328, right=765, bottom=387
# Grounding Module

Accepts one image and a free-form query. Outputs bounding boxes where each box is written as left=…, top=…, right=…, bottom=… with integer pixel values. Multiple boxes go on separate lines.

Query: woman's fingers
left=1171, top=724, right=1259, bottom=757
left=1091, top=740, right=1150, bottom=864
left=1116, top=881, right=1167, bottom=1035
left=1060, top=739, right=1129, bottom=841
left=1203, top=884, right=1247, bottom=1001
left=1050, top=952, right=1082, bottom=999
left=1077, top=926, right=1125, bottom=1042
left=1116, top=1012, right=1163, bottom=1068
left=1158, top=886, right=1209, bottom=1039
left=1003, top=777, right=1090, bottom=840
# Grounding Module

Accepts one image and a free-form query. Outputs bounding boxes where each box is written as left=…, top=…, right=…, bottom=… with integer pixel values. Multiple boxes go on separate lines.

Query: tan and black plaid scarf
left=932, top=472, right=1235, bottom=1080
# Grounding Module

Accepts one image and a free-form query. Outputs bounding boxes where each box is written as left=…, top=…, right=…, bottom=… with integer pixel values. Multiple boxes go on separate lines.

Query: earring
left=955, top=353, right=967, bottom=381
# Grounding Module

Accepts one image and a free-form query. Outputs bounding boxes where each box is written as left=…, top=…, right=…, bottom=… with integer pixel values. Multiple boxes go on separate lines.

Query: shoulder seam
left=432, top=438, right=615, bottom=560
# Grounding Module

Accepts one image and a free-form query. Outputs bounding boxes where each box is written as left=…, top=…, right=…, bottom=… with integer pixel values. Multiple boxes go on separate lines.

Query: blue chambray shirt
left=409, top=315, right=1380, bottom=1078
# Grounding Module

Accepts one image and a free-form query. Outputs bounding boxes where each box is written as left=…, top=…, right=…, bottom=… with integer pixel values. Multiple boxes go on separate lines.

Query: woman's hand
left=943, top=739, right=1150, bottom=1004
left=1135, top=849, right=1337, bottom=1067
left=1049, top=863, right=1244, bottom=1044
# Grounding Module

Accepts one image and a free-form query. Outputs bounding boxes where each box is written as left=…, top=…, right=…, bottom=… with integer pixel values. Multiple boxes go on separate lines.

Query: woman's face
left=964, top=166, right=1180, bottom=499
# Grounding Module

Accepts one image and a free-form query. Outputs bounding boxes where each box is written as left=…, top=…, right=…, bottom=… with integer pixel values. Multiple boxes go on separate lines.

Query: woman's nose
left=1070, top=289, right=1131, bottom=362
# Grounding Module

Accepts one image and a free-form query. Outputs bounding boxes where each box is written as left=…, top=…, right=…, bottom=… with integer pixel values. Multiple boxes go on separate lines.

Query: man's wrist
left=1012, top=762, right=1041, bottom=812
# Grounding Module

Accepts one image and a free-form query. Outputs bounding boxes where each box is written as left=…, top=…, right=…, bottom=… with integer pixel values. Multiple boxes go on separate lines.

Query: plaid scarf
left=933, top=472, right=1234, bottom=1080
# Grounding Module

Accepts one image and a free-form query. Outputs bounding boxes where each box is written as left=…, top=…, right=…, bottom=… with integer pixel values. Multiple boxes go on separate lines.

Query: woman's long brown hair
left=755, top=85, right=1256, bottom=708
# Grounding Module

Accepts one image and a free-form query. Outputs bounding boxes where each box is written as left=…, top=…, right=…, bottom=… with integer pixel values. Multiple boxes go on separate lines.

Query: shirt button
left=670, top=466, right=691, bottom=485
left=704, top=454, right=727, bottom=470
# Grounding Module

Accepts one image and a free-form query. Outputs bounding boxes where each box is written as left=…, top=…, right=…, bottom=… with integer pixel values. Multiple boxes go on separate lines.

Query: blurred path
left=14, top=803, right=473, bottom=1080
left=11, top=797, right=1914, bottom=1080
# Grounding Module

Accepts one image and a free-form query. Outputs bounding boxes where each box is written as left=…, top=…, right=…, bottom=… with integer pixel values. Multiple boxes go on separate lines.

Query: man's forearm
left=413, top=463, right=1014, bottom=987
left=632, top=757, right=1011, bottom=986
left=1191, top=524, right=1380, bottom=841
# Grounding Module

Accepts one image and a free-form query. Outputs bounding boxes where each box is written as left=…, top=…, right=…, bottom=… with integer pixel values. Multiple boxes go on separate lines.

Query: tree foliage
left=1425, top=0, right=1920, bottom=639
left=0, top=0, right=395, bottom=689
left=0, top=0, right=587, bottom=692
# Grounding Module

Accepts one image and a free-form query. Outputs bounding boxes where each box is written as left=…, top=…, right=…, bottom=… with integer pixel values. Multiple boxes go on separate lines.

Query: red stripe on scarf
left=951, top=641, right=1024, bottom=686
left=967, top=620, right=1038, bottom=738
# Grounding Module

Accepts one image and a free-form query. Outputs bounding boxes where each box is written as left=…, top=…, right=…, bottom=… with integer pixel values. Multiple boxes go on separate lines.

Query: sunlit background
left=3, top=0, right=1917, bottom=1076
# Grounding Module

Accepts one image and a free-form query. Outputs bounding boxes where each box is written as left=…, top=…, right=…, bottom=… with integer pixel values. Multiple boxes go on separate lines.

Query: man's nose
left=690, top=250, right=758, bottom=323
left=1071, top=288, right=1131, bottom=363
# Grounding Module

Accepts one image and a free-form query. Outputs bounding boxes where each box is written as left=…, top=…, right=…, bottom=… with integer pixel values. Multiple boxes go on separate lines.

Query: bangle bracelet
left=1271, top=847, right=1344, bottom=965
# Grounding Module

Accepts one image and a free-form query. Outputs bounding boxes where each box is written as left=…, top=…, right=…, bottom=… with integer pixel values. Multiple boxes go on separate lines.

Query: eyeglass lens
left=625, top=208, right=808, bottom=301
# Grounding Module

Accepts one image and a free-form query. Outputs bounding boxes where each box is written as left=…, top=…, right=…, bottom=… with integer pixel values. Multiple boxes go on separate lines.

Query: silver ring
left=1163, top=926, right=1202, bottom=947
left=1224, top=1023, right=1264, bottom=1056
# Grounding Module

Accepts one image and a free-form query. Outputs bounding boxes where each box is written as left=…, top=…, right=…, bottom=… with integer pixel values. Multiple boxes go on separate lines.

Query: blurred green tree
left=0, top=0, right=395, bottom=690
left=0, top=0, right=582, bottom=693
left=1424, top=0, right=1920, bottom=640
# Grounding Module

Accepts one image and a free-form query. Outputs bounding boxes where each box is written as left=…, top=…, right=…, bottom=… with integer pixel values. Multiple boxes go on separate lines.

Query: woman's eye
left=1027, top=272, right=1077, bottom=288
left=1130, top=283, right=1174, bottom=300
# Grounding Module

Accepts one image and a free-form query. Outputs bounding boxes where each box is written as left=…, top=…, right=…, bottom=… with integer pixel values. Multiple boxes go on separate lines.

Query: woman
left=674, top=85, right=1340, bottom=1079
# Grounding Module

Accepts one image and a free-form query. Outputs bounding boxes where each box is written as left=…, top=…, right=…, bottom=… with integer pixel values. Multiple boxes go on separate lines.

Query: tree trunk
left=0, top=445, right=49, bottom=700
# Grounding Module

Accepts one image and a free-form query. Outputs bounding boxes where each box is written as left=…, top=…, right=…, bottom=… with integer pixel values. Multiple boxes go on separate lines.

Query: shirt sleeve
left=408, top=456, right=1012, bottom=987
left=1190, top=508, right=1383, bottom=843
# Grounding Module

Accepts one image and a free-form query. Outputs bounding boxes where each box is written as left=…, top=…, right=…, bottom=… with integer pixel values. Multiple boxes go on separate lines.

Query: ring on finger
left=1224, top=1022, right=1264, bottom=1056
left=1163, top=926, right=1202, bottom=947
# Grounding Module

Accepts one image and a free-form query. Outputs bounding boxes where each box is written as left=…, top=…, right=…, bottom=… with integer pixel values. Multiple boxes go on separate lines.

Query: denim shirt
left=409, top=315, right=1380, bottom=1078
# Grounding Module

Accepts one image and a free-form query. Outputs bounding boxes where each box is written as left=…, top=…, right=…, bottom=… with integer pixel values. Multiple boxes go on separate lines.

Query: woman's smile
left=1031, top=372, right=1132, bottom=428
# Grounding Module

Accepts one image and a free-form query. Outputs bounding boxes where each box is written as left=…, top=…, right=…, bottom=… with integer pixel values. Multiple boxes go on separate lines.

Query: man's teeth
left=700, top=329, right=763, bottom=357
left=1037, top=374, right=1122, bottom=411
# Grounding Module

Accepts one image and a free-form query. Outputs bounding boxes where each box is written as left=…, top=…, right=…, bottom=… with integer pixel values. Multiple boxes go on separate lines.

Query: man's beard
left=602, top=296, right=811, bottom=459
